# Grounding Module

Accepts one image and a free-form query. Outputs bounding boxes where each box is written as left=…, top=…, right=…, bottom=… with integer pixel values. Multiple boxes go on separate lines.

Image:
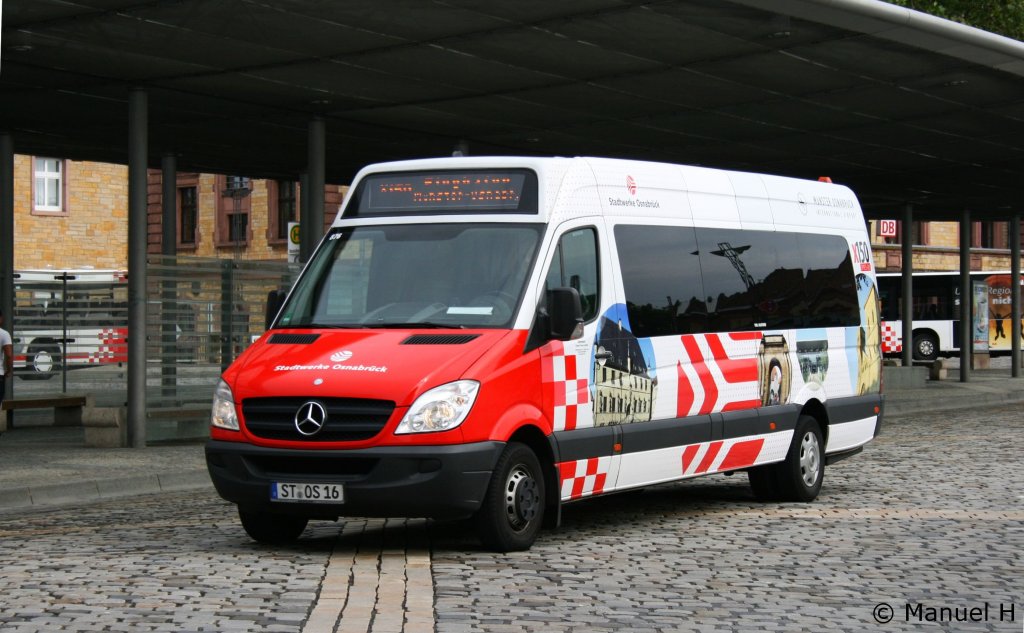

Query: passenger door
left=535, top=222, right=623, bottom=502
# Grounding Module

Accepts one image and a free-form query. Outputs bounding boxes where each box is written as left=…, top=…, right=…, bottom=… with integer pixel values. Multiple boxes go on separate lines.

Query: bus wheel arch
left=23, top=338, right=61, bottom=380
left=798, top=400, right=829, bottom=448
left=750, top=402, right=827, bottom=502
left=911, top=329, right=939, bottom=361
left=474, top=424, right=555, bottom=552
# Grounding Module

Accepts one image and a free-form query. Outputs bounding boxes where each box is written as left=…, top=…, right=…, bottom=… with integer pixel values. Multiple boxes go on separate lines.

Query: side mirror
left=548, top=287, right=584, bottom=341
left=265, top=289, right=287, bottom=330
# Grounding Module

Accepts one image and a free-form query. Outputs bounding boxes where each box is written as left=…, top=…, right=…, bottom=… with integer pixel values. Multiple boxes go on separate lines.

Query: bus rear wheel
left=912, top=331, right=938, bottom=361
left=749, top=415, right=824, bottom=502
left=475, top=442, right=545, bottom=552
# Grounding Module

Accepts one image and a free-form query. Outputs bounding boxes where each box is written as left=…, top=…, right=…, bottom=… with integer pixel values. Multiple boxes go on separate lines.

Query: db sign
left=878, top=219, right=898, bottom=238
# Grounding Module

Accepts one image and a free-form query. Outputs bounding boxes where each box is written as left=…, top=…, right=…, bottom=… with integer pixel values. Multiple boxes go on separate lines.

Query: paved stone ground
left=0, top=503, right=432, bottom=632
left=0, top=405, right=1020, bottom=632
left=428, top=404, right=1023, bottom=632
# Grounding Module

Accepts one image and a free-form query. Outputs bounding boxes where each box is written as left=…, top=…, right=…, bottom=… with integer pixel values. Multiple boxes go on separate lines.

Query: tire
left=238, top=509, right=308, bottom=545
left=22, top=343, right=60, bottom=381
left=912, top=331, right=939, bottom=362
left=749, top=415, right=824, bottom=502
left=475, top=442, right=546, bottom=552
left=747, top=465, right=778, bottom=501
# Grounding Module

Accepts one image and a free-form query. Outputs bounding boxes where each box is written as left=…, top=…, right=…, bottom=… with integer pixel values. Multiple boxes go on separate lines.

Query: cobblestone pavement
left=0, top=405, right=1021, bottom=632
left=0, top=504, right=432, bottom=633
left=430, top=404, right=1023, bottom=632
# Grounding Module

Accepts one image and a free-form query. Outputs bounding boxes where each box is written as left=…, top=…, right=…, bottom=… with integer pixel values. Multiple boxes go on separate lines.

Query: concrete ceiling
left=3, top=0, right=1024, bottom=219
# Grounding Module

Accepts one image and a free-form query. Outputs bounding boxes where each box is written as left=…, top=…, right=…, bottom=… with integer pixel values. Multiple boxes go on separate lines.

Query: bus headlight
left=211, top=379, right=240, bottom=431
left=396, top=380, right=480, bottom=434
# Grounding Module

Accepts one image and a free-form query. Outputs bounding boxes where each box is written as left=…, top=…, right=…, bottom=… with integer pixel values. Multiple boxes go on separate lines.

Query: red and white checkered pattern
left=558, top=456, right=611, bottom=501
left=87, top=328, right=129, bottom=364
left=881, top=321, right=902, bottom=353
left=541, top=341, right=593, bottom=431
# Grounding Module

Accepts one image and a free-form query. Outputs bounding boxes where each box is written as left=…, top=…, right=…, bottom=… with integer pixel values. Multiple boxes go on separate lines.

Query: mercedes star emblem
left=294, top=401, right=328, bottom=437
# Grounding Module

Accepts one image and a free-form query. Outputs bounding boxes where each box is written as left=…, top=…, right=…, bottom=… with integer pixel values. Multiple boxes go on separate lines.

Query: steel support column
left=1, top=133, right=14, bottom=413
left=1012, top=213, right=1021, bottom=377
left=901, top=204, right=914, bottom=367
left=959, top=210, right=971, bottom=383
left=301, top=117, right=325, bottom=263
left=128, top=89, right=148, bottom=447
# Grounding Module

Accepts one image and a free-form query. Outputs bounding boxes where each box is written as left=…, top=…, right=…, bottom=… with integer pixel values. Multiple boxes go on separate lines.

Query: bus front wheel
left=475, top=442, right=545, bottom=552
left=22, top=343, right=60, bottom=380
left=912, top=331, right=939, bottom=361
left=238, top=509, right=308, bottom=544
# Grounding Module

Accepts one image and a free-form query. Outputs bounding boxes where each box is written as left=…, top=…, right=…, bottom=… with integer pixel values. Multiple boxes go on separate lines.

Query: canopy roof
left=3, top=0, right=1024, bottom=219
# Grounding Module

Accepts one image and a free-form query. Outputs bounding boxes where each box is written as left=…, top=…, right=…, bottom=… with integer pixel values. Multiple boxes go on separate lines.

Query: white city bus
left=206, top=156, right=883, bottom=551
left=12, top=270, right=128, bottom=379
left=878, top=271, right=1024, bottom=360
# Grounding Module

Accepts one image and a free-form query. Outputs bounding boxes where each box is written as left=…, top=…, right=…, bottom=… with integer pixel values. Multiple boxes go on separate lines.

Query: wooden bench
left=1, top=394, right=93, bottom=427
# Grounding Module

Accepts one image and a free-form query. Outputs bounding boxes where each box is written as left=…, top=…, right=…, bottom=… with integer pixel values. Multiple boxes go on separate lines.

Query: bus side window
left=545, top=228, right=598, bottom=321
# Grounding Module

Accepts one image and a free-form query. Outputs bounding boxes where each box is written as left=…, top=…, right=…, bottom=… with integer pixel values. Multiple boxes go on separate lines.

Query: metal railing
left=146, top=255, right=299, bottom=440
left=11, top=257, right=299, bottom=441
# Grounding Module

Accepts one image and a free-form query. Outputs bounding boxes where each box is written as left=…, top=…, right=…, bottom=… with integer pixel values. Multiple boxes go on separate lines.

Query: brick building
left=11, top=154, right=1020, bottom=275
left=12, top=155, right=344, bottom=270
left=869, top=219, right=1021, bottom=273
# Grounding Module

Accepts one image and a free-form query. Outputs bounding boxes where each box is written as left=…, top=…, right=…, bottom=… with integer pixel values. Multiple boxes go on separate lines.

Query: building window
left=268, top=180, right=299, bottom=244
left=179, top=186, right=198, bottom=246
left=33, top=157, right=65, bottom=214
left=229, top=212, right=248, bottom=243
left=216, top=175, right=252, bottom=247
left=972, top=221, right=1008, bottom=249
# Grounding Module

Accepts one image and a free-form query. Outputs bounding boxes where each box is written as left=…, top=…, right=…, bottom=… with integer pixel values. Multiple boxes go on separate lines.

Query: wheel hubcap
left=33, top=351, right=54, bottom=373
left=504, top=465, right=539, bottom=531
left=799, top=432, right=821, bottom=488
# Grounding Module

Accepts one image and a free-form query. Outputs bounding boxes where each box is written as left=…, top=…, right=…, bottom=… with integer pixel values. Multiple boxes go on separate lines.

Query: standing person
left=0, top=309, right=12, bottom=411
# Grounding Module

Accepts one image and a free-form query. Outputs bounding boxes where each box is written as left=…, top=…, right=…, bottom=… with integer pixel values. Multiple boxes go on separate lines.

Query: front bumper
left=205, top=440, right=505, bottom=520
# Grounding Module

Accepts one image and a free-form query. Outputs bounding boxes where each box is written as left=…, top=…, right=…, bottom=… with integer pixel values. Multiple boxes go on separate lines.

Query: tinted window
left=614, top=225, right=706, bottom=337
left=544, top=228, right=599, bottom=321
left=616, top=225, right=859, bottom=335
left=696, top=228, right=785, bottom=332
left=798, top=234, right=859, bottom=327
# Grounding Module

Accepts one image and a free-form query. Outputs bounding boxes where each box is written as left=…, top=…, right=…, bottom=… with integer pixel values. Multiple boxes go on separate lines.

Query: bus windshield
left=277, top=223, right=543, bottom=329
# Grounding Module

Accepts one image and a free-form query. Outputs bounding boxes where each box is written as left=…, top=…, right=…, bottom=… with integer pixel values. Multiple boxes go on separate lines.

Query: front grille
left=242, top=397, right=395, bottom=442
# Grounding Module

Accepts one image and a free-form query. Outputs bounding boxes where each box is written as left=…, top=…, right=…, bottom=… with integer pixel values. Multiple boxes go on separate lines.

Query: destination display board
left=351, top=169, right=538, bottom=216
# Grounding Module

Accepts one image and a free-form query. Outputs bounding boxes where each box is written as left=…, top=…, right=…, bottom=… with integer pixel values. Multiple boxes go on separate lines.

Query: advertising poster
left=985, top=274, right=1019, bottom=351
left=972, top=281, right=989, bottom=353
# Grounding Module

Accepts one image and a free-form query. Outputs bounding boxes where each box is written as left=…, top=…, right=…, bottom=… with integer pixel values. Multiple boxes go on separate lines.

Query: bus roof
left=338, top=156, right=867, bottom=235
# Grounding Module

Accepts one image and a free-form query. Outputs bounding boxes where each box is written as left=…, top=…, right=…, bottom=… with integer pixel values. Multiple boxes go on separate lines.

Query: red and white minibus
left=206, top=156, right=883, bottom=551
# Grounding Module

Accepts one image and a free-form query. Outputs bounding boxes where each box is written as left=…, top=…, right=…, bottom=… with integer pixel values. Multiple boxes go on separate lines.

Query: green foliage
left=885, top=0, right=1024, bottom=41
